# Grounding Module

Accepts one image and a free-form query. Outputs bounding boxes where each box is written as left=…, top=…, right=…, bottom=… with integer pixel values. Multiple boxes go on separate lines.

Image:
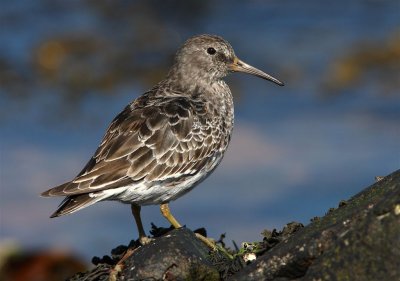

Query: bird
left=41, top=34, right=284, bottom=245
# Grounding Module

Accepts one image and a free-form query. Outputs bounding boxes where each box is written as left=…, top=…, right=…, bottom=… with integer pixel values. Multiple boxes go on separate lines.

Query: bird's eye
left=207, top=47, right=216, bottom=55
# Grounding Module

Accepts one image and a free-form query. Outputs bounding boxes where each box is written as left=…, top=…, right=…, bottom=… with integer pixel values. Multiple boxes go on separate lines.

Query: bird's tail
left=50, top=193, right=108, bottom=218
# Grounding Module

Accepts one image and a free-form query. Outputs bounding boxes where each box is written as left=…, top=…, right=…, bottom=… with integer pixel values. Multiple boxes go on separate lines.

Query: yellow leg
left=159, top=203, right=223, bottom=253
left=131, top=204, right=151, bottom=244
left=195, top=233, right=217, bottom=251
left=160, top=203, right=182, bottom=228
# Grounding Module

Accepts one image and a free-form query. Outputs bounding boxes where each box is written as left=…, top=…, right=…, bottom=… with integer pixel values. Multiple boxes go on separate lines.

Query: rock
left=70, top=169, right=400, bottom=281
left=0, top=249, right=86, bottom=281
left=69, top=227, right=220, bottom=281
left=231, top=169, right=400, bottom=281
left=120, top=228, right=219, bottom=280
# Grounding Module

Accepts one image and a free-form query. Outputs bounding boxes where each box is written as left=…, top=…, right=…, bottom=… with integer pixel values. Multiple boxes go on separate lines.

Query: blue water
left=1, top=0, right=399, bottom=259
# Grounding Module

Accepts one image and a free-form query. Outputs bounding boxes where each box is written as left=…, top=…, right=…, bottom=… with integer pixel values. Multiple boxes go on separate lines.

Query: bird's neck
left=166, top=63, right=218, bottom=93
left=159, top=73, right=234, bottom=145
left=163, top=64, right=234, bottom=128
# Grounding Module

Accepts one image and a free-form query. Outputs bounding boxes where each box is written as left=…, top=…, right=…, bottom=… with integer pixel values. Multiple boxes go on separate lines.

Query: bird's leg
left=110, top=204, right=151, bottom=280
left=159, top=203, right=219, bottom=252
left=160, top=203, right=182, bottom=228
left=131, top=204, right=152, bottom=245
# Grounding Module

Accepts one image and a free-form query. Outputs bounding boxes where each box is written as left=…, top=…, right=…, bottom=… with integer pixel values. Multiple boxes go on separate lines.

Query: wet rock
left=69, top=227, right=219, bottom=281
left=120, top=227, right=219, bottom=280
left=231, top=169, right=400, bottom=281
left=70, top=169, right=400, bottom=280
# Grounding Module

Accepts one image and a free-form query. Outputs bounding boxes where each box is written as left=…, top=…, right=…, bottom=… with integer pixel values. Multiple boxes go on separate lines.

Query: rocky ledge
left=69, top=169, right=400, bottom=280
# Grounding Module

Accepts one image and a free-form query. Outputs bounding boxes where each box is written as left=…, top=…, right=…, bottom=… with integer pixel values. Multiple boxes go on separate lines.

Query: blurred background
left=1, top=0, right=399, bottom=279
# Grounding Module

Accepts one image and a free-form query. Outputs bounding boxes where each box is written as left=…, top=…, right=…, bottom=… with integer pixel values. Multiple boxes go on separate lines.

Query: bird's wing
left=42, top=95, right=226, bottom=197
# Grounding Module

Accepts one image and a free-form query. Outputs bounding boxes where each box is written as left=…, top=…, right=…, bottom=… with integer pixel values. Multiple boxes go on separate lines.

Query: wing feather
left=42, top=94, right=227, bottom=197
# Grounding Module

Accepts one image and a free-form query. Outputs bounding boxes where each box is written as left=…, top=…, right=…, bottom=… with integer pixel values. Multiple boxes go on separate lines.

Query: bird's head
left=169, top=34, right=284, bottom=87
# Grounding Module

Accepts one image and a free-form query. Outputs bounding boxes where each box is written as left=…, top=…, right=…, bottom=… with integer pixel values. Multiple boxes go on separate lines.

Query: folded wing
left=41, top=95, right=225, bottom=197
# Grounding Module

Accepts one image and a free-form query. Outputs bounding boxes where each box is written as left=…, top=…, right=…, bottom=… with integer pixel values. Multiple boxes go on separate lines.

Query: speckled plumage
left=42, top=35, right=283, bottom=236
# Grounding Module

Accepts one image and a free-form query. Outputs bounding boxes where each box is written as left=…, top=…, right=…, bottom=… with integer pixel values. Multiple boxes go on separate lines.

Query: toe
left=139, top=236, right=154, bottom=245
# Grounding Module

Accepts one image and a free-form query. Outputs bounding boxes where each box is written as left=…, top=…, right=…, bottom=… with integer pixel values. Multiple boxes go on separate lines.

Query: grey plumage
left=42, top=35, right=283, bottom=231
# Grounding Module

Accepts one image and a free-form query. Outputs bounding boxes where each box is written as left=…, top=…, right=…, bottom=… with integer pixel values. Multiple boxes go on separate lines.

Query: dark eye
left=207, top=47, right=216, bottom=55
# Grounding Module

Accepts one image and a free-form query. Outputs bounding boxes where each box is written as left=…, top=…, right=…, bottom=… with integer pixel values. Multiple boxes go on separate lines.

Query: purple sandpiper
left=41, top=34, right=284, bottom=245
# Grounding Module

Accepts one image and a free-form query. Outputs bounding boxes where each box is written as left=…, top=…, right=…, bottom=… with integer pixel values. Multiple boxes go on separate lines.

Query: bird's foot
left=109, top=235, right=153, bottom=280
left=195, top=233, right=234, bottom=260
left=139, top=235, right=154, bottom=245
left=109, top=246, right=137, bottom=281
left=195, top=233, right=217, bottom=250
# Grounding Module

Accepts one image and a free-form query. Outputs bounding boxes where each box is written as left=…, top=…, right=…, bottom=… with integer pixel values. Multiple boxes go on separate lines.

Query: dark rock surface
left=70, top=169, right=400, bottom=280
left=69, top=228, right=221, bottom=281
left=121, top=228, right=219, bottom=280
left=231, top=169, right=400, bottom=281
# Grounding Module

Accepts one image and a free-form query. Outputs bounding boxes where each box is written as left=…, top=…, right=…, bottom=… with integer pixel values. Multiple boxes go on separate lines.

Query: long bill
left=229, top=57, right=284, bottom=86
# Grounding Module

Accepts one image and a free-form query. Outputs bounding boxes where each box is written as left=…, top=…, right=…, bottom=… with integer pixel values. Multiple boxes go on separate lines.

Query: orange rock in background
left=0, top=245, right=86, bottom=281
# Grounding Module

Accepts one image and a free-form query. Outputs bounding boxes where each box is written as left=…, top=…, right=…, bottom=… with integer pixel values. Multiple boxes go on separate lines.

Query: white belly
left=111, top=155, right=223, bottom=205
